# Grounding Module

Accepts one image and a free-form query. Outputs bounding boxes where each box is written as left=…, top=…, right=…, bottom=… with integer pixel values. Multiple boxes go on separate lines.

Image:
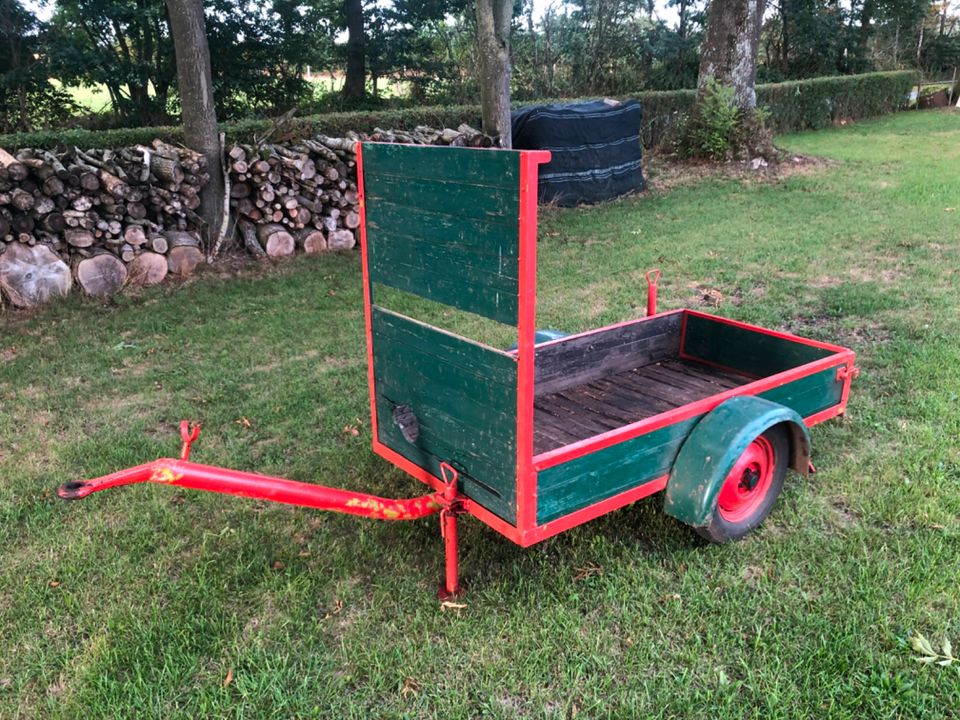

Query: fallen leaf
left=319, top=599, right=344, bottom=621
left=48, top=580, right=60, bottom=588
left=573, top=562, right=602, bottom=581
left=271, top=560, right=285, bottom=570
left=343, top=424, right=360, bottom=437
left=440, top=600, right=467, bottom=612
left=223, top=667, right=233, bottom=687
left=235, top=416, right=253, bottom=429
left=400, top=677, right=421, bottom=698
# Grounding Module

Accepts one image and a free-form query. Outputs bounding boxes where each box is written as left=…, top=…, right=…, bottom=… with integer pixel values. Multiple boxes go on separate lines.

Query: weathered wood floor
left=533, top=359, right=752, bottom=454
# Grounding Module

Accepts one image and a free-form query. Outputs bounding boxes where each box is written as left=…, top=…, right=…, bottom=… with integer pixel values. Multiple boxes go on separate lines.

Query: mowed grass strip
left=1, top=109, right=959, bottom=718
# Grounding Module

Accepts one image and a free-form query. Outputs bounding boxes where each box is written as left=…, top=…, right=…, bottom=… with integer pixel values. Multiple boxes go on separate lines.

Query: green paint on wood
left=759, top=365, right=843, bottom=417
left=682, top=314, right=834, bottom=376
left=371, top=307, right=518, bottom=524
left=536, top=364, right=843, bottom=526
left=362, top=143, right=522, bottom=324
left=536, top=419, right=698, bottom=525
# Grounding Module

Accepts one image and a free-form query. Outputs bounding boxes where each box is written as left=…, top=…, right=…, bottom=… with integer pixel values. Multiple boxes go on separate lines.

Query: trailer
left=58, top=143, right=858, bottom=599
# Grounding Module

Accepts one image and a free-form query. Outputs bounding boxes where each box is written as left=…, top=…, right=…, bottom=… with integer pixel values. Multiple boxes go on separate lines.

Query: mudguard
left=664, top=396, right=811, bottom=527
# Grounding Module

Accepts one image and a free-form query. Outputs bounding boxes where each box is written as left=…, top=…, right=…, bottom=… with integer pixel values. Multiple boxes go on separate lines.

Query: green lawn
left=2, top=110, right=959, bottom=718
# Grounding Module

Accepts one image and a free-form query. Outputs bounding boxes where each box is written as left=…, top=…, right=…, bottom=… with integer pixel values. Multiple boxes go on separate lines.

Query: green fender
left=663, top=396, right=811, bottom=527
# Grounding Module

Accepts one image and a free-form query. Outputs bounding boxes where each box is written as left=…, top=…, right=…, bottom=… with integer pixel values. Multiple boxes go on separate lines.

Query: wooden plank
left=536, top=419, right=699, bottom=524
left=363, top=144, right=521, bottom=324
left=665, top=360, right=748, bottom=388
left=371, top=308, right=518, bottom=523
left=759, top=366, right=843, bottom=418
left=534, top=313, right=682, bottom=396
left=534, top=397, right=614, bottom=438
left=362, top=142, right=521, bottom=189
left=366, top=176, right=519, bottom=223
left=682, top=314, right=832, bottom=376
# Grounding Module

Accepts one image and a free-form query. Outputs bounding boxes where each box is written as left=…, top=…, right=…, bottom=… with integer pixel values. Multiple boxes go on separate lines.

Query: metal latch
left=836, top=365, right=860, bottom=382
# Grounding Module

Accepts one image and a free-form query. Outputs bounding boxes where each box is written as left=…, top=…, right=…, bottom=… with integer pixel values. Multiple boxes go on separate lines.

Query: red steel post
left=437, top=462, right=463, bottom=599
left=646, top=269, right=661, bottom=317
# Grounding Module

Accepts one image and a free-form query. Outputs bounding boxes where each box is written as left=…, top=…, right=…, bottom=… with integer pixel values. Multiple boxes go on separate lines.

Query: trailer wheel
left=696, top=424, right=789, bottom=543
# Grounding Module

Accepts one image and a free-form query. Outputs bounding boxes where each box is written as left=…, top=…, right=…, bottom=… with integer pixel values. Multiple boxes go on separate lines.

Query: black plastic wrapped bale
left=511, top=99, right=644, bottom=206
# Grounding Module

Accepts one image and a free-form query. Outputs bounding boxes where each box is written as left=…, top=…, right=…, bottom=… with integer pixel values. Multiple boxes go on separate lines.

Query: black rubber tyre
left=696, top=424, right=789, bottom=543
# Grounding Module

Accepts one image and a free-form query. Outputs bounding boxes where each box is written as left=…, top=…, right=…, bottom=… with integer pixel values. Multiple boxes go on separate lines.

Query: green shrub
left=678, top=77, right=740, bottom=160
left=0, top=70, right=918, bottom=151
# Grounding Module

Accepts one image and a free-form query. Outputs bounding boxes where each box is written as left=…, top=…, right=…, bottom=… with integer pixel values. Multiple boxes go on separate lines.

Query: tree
left=475, top=0, right=513, bottom=146
left=0, top=0, right=78, bottom=132
left=49, top=0, right=175, bottom=125
left=343, top=0, right=365, bottom=98
left=697, top=0, right=766, bottom=111
left=166, top=0, right=225, bottom=248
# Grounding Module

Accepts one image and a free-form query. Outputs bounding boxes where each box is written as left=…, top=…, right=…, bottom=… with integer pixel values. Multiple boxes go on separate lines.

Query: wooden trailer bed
left=357, top=142, right=857, bottom=548
left=533, top=359, right=751, bottom=454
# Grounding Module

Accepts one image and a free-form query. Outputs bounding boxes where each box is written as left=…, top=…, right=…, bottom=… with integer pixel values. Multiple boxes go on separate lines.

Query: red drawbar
left=57, top=459, right=445, bottom=520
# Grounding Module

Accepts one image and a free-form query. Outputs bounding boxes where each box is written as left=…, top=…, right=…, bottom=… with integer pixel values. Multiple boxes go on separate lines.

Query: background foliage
left=0, top=0, right=952, bottom=134
left=0, top=70, right=919, bottom=152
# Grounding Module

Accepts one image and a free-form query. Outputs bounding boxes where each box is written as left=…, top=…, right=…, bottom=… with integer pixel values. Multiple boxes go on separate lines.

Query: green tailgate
left=362, top=142, right=522, bottom=325
left=371, top=308, right=518, bottom=525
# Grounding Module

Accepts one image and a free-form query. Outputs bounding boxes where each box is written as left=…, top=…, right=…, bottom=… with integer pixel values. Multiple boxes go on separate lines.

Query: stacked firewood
left=228, top=123, right=493, bottom=257
left=0, top=142, right=209, bottom=307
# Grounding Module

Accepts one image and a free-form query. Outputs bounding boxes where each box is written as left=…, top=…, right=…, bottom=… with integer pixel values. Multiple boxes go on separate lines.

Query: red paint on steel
left=356, top=143, right=380, bottom=446
left=519, top=474, right=669, bottom=546
left=803, top=404, right=847, bottom=427
left=532, top=350, right=853, bottom=472
left=716, top=435, right=775, bottom=523
left=57, top=459, right=445, bottom=520
left=179, top=421, right=200, bottom=460
left=645, top=269, right=661, bottom=317
left=515, top=150, right=551, bottom=535
left=438, top=463, right=463, bottom=598
left=369, top=438, right=523, bottom=543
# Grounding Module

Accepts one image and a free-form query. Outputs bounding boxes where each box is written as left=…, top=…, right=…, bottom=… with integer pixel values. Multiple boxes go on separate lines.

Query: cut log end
left=75, top=253, right=128, bottom=297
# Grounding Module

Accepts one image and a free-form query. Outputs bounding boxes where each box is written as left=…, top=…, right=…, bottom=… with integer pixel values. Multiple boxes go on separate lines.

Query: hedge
left=0, top=70, right=917, bottom=151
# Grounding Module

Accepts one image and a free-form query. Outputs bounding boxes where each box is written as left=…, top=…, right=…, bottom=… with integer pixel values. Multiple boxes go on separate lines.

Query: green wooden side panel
left=536, top=367, right=843, bottom=525
left=362, top=143, right=522, bottom=324
left=536, top=419, right=699, bottom=525
left=758, top=365, right=843, bottom=418
left=682, top=314, right=834, bottom=376
left=371, top=307, right=518, bottom=524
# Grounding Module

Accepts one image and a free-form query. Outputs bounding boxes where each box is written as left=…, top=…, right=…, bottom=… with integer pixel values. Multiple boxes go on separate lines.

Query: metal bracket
left=179, top=421, right=201, bottom=460
left=836, top=365, right=860, bottom=383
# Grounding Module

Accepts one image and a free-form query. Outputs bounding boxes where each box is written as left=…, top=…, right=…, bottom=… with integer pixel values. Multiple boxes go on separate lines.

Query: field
left=1, top=110, right=959, bottom=718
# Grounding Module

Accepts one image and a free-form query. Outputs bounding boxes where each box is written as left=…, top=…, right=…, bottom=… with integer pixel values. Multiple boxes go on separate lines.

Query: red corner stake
left=645, top=268, right=661, bottom=316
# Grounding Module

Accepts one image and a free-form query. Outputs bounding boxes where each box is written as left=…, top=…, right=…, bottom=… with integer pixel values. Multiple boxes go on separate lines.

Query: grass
left=50, top=80, right=114, bottom=114
left=2, top=109, right=960, bottom=718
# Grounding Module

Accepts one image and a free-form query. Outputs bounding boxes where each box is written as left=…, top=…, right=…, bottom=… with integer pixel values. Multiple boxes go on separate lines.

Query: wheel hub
left=717, top=435, right=776, bottom=524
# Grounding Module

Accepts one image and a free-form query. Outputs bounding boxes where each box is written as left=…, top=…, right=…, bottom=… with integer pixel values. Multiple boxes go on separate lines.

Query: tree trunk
left=343, top=0, right=366, bottom=99
left=475, top=0, right=513, bottom=148
left=696, top=0, right=766, bottom=112
left=166, top=0, right=225, bottom=252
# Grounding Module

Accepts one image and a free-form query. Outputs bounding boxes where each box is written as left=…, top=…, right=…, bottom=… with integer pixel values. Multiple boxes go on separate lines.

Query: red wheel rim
left=717, top=435, right=775, bottom=524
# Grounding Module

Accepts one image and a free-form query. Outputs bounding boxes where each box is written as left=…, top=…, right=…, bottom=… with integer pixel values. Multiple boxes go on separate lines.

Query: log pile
left=0, top=142, right=209, bottom=306
left=228, top=123, right=494, bottom=257
left=0, top=124, right=495, bottom=308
